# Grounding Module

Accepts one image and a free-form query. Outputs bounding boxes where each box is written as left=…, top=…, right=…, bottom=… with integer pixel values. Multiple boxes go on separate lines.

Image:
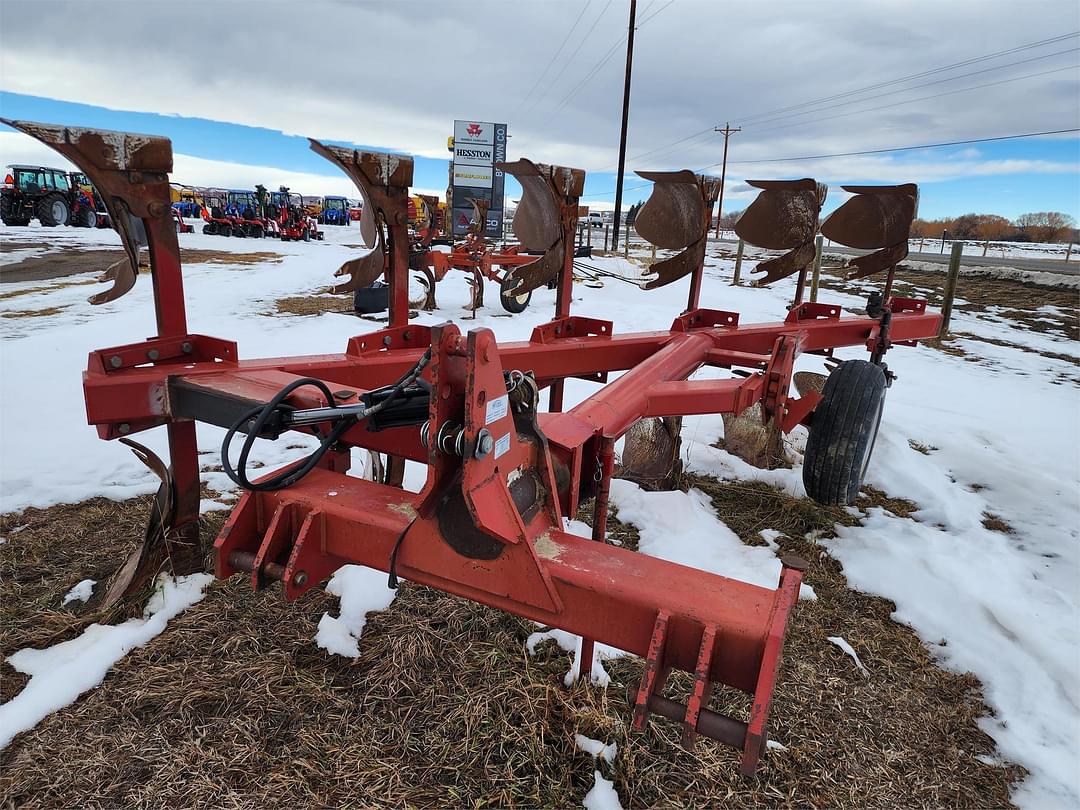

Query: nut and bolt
left=109, top=355, right=123, bottom=368
left=474, top=429, right=494, bottom=459
left=180, top=341, right=193, bottom=354
left=147, top=349, right=160, bottom=361
left=118, top=423, right=131, bottom=435
left=292, top=571, right=309, bottom=587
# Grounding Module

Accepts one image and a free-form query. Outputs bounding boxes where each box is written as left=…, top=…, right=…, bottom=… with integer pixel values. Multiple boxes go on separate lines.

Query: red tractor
left=274, top=186, right=323, bottom=242
left=1, top=164, right=104, bottom=227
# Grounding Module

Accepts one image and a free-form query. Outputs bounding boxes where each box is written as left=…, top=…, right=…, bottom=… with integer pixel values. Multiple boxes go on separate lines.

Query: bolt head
left=118, top=423, right=131, bottom=435
left=293, top=571, right=308, bottom=587
left=180, top=341, right=193, bottom=354
left=147, top=349, right=160, bottom=361
left=109, top=355, right=122, bottom=368
left=474, top=429, right=494, bottom=459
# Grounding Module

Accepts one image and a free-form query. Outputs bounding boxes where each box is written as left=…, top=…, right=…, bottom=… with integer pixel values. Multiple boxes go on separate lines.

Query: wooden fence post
left=939, top=241, right=964, bottom=338
left=809, top=234, right=823, bottom=303
left=623, top=222, right=630, bottom=258
left=731, top=238, right=744, bottom=285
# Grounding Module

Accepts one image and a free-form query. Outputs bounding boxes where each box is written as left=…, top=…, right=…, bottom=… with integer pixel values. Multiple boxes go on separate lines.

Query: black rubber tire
left=802, top=359, right=887, bottom=506
left=1, top=196, right=30, bottom=226
left=499, top=274, right=531, bottom=313
left=302, top=228, right=310, bottom=242
left=78, top=205, right=97, bottom=228
left=37, top=194, right=69, bottom=227
left=203, top=223, right=217, bottom=235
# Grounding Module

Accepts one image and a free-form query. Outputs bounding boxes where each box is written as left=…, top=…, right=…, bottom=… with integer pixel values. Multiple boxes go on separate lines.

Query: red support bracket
left=682, top=623, right=719, bottom=748
left=887, top=296, right=926, bottom=315
left=633, top=610, right=671, bottom=732
left=530, top=316, right=614, bottom=344
left=784, top=301, right=842, bottom=323
left=780, top=390, right=823, bottom=433
left=671, top=308, right=740, bottom=332
left=347, top=324, right=432, bottom=356
left=89, top=334, right=238, bottom=373
left=740, top=556, right=805, bottom=776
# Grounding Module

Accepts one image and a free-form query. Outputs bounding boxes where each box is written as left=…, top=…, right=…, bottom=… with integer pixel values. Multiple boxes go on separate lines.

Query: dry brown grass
left=0, top=305, right=70, bottom=318
left=0, top=474, right=1019, bottom=808
left=274, top=294, right=352, bottom=317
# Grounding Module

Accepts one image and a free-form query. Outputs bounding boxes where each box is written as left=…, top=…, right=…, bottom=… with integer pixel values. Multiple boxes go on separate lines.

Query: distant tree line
left=713, top=208, right=1076, bottom=243
left=909, top=211, right=1076, bottom=243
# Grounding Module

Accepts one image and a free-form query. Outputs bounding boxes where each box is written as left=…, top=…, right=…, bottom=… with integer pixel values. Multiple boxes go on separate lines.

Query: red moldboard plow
left=6, top=117, right=941, bottom=775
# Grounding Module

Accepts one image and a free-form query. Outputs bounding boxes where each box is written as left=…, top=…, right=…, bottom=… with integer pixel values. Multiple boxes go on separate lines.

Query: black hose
left=221, top=349, right=431, bottom=492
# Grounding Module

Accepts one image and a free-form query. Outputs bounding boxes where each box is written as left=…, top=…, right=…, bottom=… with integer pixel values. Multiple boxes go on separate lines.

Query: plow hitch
left=10, top=117, right=946, bottom=775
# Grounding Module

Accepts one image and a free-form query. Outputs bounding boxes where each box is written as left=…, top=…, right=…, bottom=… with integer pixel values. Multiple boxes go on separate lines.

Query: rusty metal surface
left=497, top=159, right=585, bottom=294
left=635, top=171, right=720, bottom=293
left=96, top=438, right=175, bottom=610
left=735, top=179, right=827, bottom=288
left=635, top=170, right=704, bottom=249
left=821, top=184, right=918, bottom=281
left=619, top=416, right=683, bottom=489
left=1, top=118, right=175, bottom=305
left=309, top=140, right=413, bottom=297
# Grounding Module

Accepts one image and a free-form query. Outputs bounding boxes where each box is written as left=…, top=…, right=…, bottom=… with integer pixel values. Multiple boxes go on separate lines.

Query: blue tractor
left=320, top=195, right=349, bottom=225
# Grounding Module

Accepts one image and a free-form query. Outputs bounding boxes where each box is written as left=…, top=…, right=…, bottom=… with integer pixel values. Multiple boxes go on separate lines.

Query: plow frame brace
left=8, top=118, right=943, bottom=773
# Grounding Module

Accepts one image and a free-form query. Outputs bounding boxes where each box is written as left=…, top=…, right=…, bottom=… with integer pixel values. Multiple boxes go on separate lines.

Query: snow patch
left=607, top=480, right=816, bottom=600
left=61, top=578, right=96, bottom=606
left=583, top=771, right=622, bottom=810
left=827, top=636, right=870, bottom=678
left=0, top=573, right=213, bottom=749
left=575, top=733, right=617, bottom=765
left=314, top=565, right=397, bottom=658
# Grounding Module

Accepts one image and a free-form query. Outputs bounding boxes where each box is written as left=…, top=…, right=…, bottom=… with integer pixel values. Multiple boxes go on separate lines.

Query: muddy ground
left=1, top=246, right=282, bottom=284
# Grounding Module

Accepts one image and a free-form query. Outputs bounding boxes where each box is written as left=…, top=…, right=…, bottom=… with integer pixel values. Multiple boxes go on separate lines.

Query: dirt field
left=0, top=247, right=283, bottom=285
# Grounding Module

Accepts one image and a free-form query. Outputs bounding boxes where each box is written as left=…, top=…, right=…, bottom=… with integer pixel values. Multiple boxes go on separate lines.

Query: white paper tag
left=486, top=394, right=509, bottom=425
left=493, top=432, right=511, bottom=459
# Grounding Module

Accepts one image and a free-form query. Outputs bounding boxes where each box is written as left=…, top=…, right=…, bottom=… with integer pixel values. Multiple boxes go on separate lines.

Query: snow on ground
left=576, top=734, right=622, bottom=810
left=0, top=573, right=213, bottom=749
left=315, top=565, right=398, bottom=658
left=60, top=578, right=96, bottom=606
left=1, top=222, right=1078, bottom=805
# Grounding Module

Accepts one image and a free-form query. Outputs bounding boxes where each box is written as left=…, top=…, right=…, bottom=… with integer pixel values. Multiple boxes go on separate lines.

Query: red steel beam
left=215, top=466, right=781, bottom=694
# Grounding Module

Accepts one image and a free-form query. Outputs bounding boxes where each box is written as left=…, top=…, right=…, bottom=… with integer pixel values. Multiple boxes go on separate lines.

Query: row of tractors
left=1, top=164, right=109, bottom=228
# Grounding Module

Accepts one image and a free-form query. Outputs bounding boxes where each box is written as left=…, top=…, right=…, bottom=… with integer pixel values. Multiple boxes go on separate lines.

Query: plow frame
left=6, top=117, right=943, bottom=774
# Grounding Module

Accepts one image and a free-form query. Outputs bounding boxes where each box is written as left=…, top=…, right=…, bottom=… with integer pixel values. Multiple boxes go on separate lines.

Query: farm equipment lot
left=1, top=224, right=1077, bottom=807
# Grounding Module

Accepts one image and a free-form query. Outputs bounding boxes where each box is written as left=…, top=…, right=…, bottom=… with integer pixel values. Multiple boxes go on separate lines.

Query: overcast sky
left=1, top=0, right=1078, bottom=218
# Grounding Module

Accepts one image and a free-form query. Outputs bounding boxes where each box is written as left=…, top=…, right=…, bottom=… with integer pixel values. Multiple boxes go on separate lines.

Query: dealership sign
left=450, top=119, right=507, bottom=237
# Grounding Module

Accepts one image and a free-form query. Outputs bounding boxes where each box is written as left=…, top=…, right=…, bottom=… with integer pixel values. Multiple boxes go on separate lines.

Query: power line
left=529, top=0, right=614, bottom=113
left=737, top=30, right=1079, bottom=124
left=748, top=63, right=1079, bottom=135
left=636, top=0, right=674, bottom=27
left=713, top=128, right=1080, bottom=167
left=598, top=30, right=1079, bottom=179
left=545, top=0, right=674, bottom=121
left=513, top=1, right=592, bottom=117
left=579, top=128, right=1079, bottom=198
left=741, top=46, right=1080, bottom=130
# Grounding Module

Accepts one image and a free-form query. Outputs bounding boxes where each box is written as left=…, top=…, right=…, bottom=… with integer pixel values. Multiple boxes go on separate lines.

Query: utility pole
left=610, top=0, right=637, bottom=252
left=713, top=122, right=740, bottom=239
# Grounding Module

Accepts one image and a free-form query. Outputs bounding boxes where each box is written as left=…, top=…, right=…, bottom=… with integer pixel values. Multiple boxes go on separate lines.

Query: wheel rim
left=52, top=201, right=67, bottom=222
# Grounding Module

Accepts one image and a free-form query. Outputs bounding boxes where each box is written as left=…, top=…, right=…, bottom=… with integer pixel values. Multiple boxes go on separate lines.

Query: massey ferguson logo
left=466, top=123, right=483, bottom=136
